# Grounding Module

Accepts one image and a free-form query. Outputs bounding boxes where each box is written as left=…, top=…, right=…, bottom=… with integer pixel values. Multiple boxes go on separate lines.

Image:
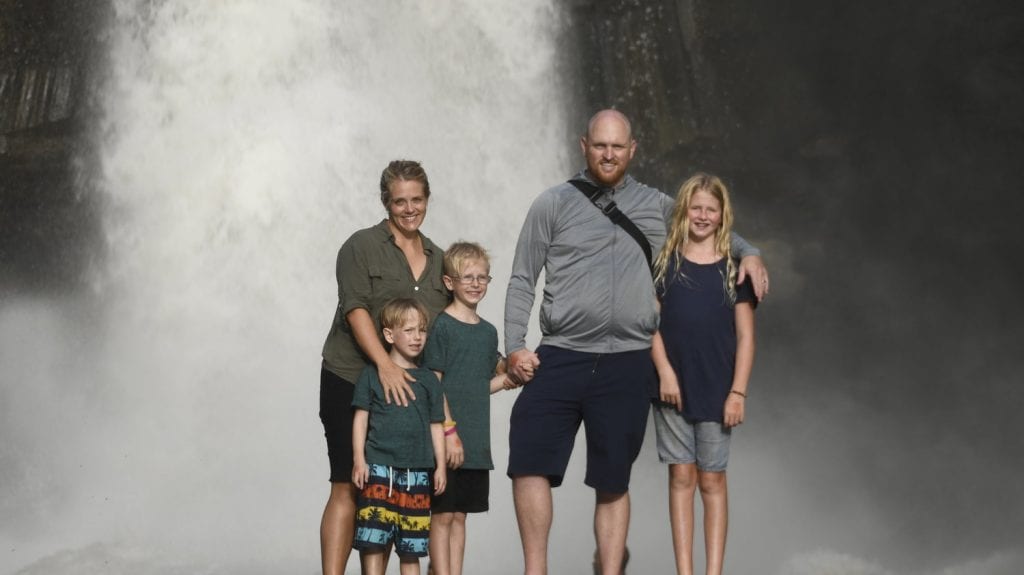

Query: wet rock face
left=1, top=0, right=102, bottom=295
left=567, top=0, right=742, bottom=194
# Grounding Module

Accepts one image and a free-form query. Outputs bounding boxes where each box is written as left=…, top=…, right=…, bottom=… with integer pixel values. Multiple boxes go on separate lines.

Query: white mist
left=5, top=1, right=569, bottom=573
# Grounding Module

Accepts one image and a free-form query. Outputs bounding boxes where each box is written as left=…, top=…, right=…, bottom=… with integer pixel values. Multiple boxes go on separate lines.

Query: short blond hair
left=443, top=241, right=490, bottom=277
left=379, top=298, right=428, bottom=332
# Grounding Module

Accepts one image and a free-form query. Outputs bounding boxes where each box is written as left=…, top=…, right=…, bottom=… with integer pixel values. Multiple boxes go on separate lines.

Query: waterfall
left=4, top=1, right=570, bottom=572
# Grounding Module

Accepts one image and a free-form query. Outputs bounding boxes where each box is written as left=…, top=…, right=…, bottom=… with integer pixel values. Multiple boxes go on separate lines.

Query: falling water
left=7, top=1, right=1024, bottom=574
left=4, top=1, right=569, bottom=572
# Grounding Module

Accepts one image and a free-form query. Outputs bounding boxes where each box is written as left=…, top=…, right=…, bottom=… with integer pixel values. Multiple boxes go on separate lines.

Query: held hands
left=378, top=359, right=417, bottom=406
left=737, top=255, right=769, bottom=302
left=508, top=348, right=541, bottom=386
left=723, top=393, right=745, bottom=428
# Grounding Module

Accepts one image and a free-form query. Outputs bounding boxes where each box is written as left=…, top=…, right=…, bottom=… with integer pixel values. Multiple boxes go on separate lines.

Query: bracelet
left=443, top=420, right=457, bottom=429
left=730, top=390, right=747, bottom=398
left=444, top=426, right=458, bottom=437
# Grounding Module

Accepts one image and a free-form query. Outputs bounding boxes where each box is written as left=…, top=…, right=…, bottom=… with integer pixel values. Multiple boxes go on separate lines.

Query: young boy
left=422, top=242, right=514, bottom=575
left=352, top=298, right=447, bottom=575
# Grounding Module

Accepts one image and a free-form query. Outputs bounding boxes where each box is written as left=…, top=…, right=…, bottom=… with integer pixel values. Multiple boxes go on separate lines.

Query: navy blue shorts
left=507, top=345, right=654, bottom=493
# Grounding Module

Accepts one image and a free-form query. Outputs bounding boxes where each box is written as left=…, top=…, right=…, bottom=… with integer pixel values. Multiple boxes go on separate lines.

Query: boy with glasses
left=423, top=242, right=515, bottom=575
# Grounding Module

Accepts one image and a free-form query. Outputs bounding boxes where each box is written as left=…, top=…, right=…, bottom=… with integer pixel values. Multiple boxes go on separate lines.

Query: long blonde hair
left=653, top=173, right=737, bottom=303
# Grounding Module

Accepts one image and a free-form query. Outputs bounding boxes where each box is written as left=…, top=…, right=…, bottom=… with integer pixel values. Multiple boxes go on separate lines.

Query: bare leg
left=513, top=475, right=552, bottom=575
left=429, top=512, right=454, bottom=575
left=361, top=551, right=387, bottom=575
left=321, top=481, right=358, bottom=575
left=449, top=512, right=468, bottom=575
left=698, top=470, right=728, bottom=575
left=668, top=464, right=698, bottom=575
left=399, top=555, right=422, bottom=575
left=594, top=490, right=630, bottom=575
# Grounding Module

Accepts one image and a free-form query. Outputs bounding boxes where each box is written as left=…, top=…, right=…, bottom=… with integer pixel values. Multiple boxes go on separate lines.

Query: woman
left=319, top=160, right=449, bottom=575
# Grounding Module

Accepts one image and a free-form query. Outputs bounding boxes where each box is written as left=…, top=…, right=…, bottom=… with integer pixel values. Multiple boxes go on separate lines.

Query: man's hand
left=377, top=359, right=416, bottom=406
left=508, top=348, right=540, bottom=385
left=737, top=255, right=769, bottom=301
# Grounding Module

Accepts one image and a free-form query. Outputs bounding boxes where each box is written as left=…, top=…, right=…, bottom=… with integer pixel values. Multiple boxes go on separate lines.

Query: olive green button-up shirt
left=322, top=219, right=448, bottom=382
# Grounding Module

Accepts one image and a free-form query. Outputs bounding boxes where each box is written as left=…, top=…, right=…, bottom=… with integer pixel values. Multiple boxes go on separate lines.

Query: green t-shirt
left=422, top=311, right=499, bottom=470
left=321, top=220, right=449, bottom=382
left=352, top=365, right=445, bottom=469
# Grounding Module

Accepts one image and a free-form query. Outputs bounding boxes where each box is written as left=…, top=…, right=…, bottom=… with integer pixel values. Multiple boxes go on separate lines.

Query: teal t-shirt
left=422, top=311, right=499, bottom=470
left=352, top=365, right=445, bottom=469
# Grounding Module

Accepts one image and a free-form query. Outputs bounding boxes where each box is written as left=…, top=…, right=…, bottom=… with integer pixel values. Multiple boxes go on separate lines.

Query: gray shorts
left=652, top=403, right=732, bottom=472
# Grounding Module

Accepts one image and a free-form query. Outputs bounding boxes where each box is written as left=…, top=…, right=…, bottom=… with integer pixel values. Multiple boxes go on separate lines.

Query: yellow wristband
left=443, top=420, right=457, bottom=428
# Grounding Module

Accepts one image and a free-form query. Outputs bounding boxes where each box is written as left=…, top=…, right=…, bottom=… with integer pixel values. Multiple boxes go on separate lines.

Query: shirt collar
left=374, top=219, right=433, bottom=254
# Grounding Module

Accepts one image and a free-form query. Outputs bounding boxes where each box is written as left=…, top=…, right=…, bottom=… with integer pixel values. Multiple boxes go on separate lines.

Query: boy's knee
left=432, top=511, right=456, bottom=527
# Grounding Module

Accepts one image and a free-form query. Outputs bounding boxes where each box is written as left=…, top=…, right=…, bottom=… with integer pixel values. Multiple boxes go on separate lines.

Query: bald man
left=503, top=110, right=767, bottom=575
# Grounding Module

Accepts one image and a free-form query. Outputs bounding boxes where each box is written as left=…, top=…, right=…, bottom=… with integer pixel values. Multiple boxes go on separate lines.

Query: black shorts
left=431, top=468, right=490, bottom=514
left=507, top=346, right=653, bottom=493
left=319, top=365, right=355, bottom=483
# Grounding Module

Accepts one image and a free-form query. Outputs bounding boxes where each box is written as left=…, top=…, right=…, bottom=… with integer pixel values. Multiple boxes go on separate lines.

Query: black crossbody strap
left=568, top=179, right=654, bottom=276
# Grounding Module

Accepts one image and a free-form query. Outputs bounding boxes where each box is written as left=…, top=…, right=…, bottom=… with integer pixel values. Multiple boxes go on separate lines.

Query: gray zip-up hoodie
left=504, top=171, right=757, bottom=355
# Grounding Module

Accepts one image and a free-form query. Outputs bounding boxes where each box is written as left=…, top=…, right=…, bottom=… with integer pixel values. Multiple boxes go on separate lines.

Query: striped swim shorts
left=353, top=464, right=433, bottom=557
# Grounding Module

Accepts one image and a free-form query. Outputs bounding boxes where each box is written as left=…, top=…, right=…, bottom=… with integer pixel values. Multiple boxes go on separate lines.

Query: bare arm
left=435, top=375, right=464, bottom=470
left=431, top=422, right=447, bottom=495
left=490, top=355, right=513, bottom=392
left=724, top=302, right=756, bottom=428
left=347, top=307, right=416, bottom=406
left=508, top=348, right=540, bottom=386
left=489, top=373, right=512, bottom=393
left=351, top=409, right=370, bottom=488
left=652, top=330, right=683, bottom=412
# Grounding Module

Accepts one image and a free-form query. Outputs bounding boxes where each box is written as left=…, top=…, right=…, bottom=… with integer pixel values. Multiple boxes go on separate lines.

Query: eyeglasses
left=452, top=275, right=492, bottom=285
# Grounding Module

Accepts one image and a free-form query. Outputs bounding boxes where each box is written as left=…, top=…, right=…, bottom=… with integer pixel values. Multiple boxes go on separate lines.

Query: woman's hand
left=377, top=359, right=417, bottom=406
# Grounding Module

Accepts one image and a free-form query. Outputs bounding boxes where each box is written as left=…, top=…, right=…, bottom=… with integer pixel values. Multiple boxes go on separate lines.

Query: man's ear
left=382, top=327, right=394, bottom=344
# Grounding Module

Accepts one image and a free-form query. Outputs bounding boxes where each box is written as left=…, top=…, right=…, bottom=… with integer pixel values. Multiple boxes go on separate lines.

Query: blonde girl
left=650, top=173, right=757, bottom=575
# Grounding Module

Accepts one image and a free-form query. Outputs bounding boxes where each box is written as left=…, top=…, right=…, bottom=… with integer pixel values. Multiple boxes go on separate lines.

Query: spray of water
left=6, top=2, right=1022, bottom=574
left=4, top=1, right=568, bottom=572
